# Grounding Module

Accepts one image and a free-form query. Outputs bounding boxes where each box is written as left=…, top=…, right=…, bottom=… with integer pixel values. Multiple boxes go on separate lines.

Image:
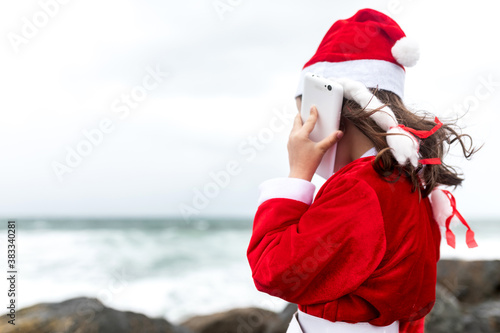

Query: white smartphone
left=300, top=73, right=343, bottom=179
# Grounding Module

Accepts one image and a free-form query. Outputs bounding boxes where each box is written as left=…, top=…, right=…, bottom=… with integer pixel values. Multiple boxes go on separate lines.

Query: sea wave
left=2, top=218, right=497, bottom=323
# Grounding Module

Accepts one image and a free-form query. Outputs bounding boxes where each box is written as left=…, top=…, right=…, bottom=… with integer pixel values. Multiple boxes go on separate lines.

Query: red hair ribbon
left=392, top=117, right=444, bottom=165
left=419, top=158, right=441, bottom=165
left=397, top=117, right=443, bottom=139
left=441, top=189, right=478, bottom=249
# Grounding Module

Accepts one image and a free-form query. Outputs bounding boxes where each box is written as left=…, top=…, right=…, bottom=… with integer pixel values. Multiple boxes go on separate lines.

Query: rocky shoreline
left=1, top=259, right=499, bottom=333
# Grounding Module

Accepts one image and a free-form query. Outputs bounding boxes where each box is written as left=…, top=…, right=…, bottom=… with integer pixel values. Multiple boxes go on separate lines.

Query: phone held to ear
left=300, top=73, right=343, bottom=179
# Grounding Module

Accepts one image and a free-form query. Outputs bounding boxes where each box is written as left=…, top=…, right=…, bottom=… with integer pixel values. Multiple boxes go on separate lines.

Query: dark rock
left=277, top=303, right=297, bottom=325
left=463, top=300, right=500, bottom=333
left=266, top=303, right=297, bottom=333
left=437, top=259, right=500, bottom=303
left=181, top=307, right=290, bottom=333
left=0, top=297, right=189, bottom=333
left=425, top=283, right=464, bottom=333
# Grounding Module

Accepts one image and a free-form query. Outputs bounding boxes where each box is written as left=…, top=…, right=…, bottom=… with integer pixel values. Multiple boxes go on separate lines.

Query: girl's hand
left=287, top=106, right=343, bottom=181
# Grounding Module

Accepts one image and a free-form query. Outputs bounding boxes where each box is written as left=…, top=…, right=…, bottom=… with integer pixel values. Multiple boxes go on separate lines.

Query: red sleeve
left=247, top=176, right=386, bottom=305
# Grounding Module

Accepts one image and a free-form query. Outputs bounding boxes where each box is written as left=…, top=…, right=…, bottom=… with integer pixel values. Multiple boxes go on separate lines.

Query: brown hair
left=341, top=89, right=480, bottom=198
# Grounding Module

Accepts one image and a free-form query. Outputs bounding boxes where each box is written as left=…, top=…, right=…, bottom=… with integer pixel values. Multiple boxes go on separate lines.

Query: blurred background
left=0, top=0, right=499, bottom=324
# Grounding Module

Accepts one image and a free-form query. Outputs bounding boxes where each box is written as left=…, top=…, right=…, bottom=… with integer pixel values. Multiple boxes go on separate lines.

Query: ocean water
left=0, top=217, right=498, bottom=324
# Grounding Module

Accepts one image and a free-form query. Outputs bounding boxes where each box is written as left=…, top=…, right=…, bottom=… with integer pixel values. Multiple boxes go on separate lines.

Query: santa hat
left=295, top=8, right=419, bottom=99
left=296, top=8, right=432, bottom=167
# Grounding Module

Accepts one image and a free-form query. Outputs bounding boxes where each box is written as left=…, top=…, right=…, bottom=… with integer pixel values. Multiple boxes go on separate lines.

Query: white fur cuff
left=257, top=177, right=316, bottom=206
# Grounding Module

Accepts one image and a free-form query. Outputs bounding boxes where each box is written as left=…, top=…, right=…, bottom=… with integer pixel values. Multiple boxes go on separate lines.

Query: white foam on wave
left=4, top=220, right=498, bottom=323
left=7, top=226, right=288, bottom=323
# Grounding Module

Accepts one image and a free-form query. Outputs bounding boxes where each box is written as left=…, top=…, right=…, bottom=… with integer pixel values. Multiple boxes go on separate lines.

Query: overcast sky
left=0, top=0, right=499, bottom=220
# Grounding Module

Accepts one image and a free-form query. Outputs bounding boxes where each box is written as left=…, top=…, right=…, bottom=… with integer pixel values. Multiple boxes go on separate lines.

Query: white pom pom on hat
left=392, top=37, right=420, bottom=68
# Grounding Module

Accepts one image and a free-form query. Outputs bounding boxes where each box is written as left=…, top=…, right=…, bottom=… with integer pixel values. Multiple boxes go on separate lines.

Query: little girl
left=247, top=8, right=478, bottom=333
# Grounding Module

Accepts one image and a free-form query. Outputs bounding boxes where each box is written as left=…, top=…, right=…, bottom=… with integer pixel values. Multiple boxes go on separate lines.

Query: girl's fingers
left=316, top=130, right=344, bottom=152
left=291, top=112, right=303, bottom=134
left=301, top=106, right=318, bottom=135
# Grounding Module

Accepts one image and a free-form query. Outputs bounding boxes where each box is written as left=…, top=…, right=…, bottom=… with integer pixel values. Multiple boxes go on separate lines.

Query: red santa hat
left=296, top=8, right=429, bottom=167
left=295, top=8, right=419, bottom=99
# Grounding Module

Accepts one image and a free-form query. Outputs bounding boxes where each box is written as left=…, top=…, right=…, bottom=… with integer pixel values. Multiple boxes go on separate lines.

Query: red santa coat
left=247, top=156, right=442, bottom=333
